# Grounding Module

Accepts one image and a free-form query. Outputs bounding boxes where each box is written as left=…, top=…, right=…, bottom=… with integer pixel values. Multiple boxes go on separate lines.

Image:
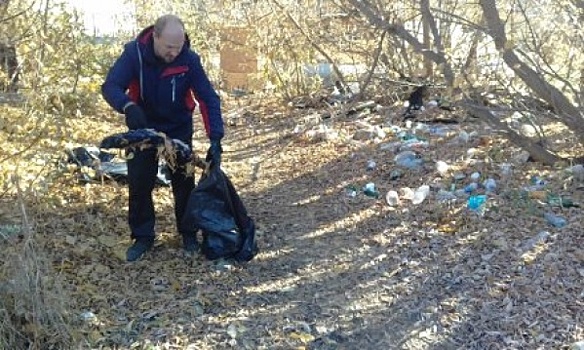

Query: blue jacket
left=101, top=26, right=224, bottom=141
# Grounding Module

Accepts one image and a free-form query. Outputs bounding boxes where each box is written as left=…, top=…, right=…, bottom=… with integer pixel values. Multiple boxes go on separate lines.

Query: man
left=101, top=14, right=224, bottom=261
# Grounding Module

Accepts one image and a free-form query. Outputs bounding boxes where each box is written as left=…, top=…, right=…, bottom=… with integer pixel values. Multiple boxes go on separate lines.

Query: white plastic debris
left=436, top=161, right=449, bottom=175
left=386, top=190, right=400, bottom=206
left=499, top=163, right=513, bottom=176
left=470, top=172, right=481, bottom=181
left=80, top=311, right=97, bottom=322
left=400, top=187, right=415, bottom=201
left=412, top=185, right=430, bottom=205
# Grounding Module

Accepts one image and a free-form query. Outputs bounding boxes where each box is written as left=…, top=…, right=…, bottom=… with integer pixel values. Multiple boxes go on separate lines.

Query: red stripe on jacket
left=161, top=66, right=189, bottom=78
left=128, top=80, right=140, bottom=103
left=191, top=89, right=211, bottom=137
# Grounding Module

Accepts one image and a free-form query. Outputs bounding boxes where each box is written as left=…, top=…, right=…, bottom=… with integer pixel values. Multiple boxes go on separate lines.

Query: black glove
left=206, top=139, right=222, bottom=167
left=124, top=103, right=147, bottom=130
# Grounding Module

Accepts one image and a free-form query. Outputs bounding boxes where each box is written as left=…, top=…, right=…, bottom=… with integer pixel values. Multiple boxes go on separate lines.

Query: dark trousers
left=126, top=148, right=195, bottom=239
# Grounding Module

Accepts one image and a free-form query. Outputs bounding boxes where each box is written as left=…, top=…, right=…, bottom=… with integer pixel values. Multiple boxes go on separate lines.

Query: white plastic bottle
left=412, top=185, right=430, bottom=205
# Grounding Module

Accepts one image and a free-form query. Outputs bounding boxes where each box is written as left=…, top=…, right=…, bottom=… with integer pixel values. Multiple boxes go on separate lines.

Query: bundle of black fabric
left=100, top=129, right=192, bottom=165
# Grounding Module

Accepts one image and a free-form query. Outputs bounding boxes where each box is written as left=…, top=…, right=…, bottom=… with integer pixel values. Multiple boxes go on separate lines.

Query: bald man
left=102, top=14, right=224, bottom=261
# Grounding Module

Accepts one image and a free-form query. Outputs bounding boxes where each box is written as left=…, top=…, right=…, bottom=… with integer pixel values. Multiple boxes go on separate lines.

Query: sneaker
left=182, top=234, right=199, bottom=254
left=126, top=237, right=154, bottom=262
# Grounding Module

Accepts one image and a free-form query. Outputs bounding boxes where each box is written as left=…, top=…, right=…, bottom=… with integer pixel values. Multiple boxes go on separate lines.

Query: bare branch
left=344, top=0, right=455, bottom=85
left=271, top=0, right=347, bottom=86
left=479, top=0, right=583, bottom=141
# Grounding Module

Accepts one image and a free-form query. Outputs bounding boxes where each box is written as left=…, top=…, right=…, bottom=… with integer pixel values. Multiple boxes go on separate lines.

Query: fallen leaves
left=1, top=95, right=583, bottom=349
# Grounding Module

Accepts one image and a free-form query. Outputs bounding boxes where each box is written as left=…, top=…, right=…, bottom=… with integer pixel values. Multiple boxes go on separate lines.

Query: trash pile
left=338, top=116, right=582, bottom=230
left=283, top=89, right=582, bottom=231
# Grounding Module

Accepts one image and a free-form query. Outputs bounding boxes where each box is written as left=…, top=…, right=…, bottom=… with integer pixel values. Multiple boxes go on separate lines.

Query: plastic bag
left=181, top=164, right=258, bottom=262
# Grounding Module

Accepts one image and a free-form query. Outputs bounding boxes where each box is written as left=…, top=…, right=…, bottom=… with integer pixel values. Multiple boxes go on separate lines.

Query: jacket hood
left=136, top=25, right=192, bottom=63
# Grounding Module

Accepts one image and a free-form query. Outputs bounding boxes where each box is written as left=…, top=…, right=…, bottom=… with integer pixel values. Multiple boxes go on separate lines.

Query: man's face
left=153, top=26, right=185, bottom=63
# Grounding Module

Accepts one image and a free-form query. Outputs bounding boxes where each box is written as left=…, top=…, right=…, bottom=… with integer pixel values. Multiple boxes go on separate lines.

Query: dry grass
left=0, top=180, right=76, bottom=350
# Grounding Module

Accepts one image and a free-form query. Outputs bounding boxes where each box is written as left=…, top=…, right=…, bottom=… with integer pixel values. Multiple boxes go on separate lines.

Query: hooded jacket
left=101, top=26, right=224, bottom=141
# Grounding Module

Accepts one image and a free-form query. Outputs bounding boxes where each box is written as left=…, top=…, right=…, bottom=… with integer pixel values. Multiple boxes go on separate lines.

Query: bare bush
left=0, top=180, right=75, bottom=350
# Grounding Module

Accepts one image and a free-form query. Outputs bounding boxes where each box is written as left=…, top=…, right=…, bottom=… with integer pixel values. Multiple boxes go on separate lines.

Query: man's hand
left=124, top=103, right=147, bottom=130
left=206, top=139, right=222, bottom=167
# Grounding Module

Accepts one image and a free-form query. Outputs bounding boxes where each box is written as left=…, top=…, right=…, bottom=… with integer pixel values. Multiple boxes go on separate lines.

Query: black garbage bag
left=66, top=146, right=115, bottom=167
left=181, top=164, right=258, bottom=262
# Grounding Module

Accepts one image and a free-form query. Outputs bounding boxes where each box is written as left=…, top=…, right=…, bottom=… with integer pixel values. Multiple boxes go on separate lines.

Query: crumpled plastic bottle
left=543, top=212, right=567, bottom=228
left=395, top=151, right=423, bottom=169
left=483, top=178, right=497, bottom=193
left=400, top=187, right=415, bottom=201
left=385, top=190, right=400, bottom=206
left=464, top=182, right=479, bottom=193
left=436, top=189, right=457, bottom=202
left=412, top=185, right=430, bottom=205
left=362, top=182, right=380, bottom=198
left=467, top=195, right=487, bottom=212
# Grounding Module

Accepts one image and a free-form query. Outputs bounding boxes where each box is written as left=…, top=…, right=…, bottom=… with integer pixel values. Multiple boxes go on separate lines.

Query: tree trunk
left=0, top=42, right=19, bottom=92
left=462, top=101, right=560, bottom=166
left=422, top=19, right=432, bottom=78
left=479, top=0, right=584, bottom=146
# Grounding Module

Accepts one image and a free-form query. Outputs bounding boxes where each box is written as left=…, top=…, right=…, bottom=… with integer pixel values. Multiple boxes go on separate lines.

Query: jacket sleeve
left=189, top=53, right=224, bottom=140
left=101, top=42, right=138, bottom=113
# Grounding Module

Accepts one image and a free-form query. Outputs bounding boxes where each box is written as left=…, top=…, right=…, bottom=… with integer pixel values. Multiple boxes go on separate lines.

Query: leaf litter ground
left=1, top=96, right=583, bottom=349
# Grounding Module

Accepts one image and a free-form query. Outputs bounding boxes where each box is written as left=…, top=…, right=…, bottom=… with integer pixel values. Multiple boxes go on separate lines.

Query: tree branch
left=461, top=101, right=560, bottom=166
left=479, top=0, right=584, bottom=146
left=345, top=0, right=455, bottom=85
left=271, top=0, right=347, bottom=86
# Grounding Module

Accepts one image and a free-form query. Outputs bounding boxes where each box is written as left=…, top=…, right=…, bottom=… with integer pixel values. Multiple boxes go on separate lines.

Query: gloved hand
left=206, top=139, right=222, bottom=167
left=124, top=103, right=147, bottom=130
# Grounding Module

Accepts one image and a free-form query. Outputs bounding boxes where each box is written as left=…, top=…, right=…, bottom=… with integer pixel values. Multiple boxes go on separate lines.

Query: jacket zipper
left=171, top=76, right=176, bottom=102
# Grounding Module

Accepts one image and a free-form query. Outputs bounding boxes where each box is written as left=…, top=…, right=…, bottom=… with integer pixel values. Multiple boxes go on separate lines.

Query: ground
left=0, top=95, right=583, bottom=349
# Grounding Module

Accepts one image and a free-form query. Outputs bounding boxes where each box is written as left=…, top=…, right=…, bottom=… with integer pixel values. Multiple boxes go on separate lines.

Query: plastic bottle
left=458, top=130, right=470, bottom=143
left=470, top=172, right=481, bottom=181
left=436, top=189, right=457, bottom=202
left=543, top=212, right=567, bottom=228
left=467, top=195, right=487, bottom=211
left=412, top=185, right=430, bottom=205
left=464, top=182, right=478, bottom=193
left=362, top=183, right=380, bottom=198
left=385, top=190, right=400, bottom=206
left=345, top=185, right=358, bottom=197
left=400, top=187, right=415, bottom=201
left=483, top=178, right=497, bottom=192
left=499, top=163, right=513, bottom=176
left=395, top=151, right=423, bottom=169
left=389, top=169, right=402, bottom=180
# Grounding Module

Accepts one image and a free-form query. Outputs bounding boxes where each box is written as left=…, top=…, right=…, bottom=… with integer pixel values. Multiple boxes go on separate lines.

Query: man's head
left=153, top=15, right=185, bottom=63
